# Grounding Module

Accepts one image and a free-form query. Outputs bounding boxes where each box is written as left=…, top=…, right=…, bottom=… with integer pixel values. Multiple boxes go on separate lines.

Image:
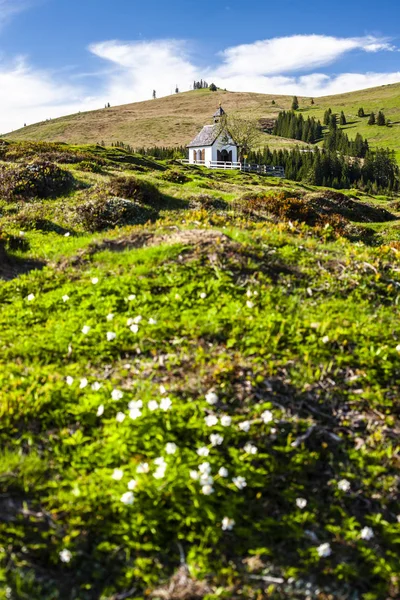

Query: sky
left=1, top=0, right=400, bottom=132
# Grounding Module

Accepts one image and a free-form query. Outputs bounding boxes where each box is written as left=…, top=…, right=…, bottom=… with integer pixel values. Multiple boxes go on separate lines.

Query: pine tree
left=271, top=99, right=276, bottom=105
left=377, top=111, right=386, bottom=126
left=340, top=111, right=347, bottom=126
left=291, top=96, right=299, bottom=111
left=175, top=86, right=179, bottom=94
left=152, top=90, right=156, bottom=99
left=311, top=98, right=315, bottom=105
left=358, top=107, right=365, bottom=118
left=368, top=112, right=376, bottom=125
left=209, top=83, right=217, bottom=92
left=323, top=108, right=332, bottom=126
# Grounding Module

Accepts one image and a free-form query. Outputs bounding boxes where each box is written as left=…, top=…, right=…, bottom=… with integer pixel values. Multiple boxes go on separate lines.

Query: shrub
left=73, top=193, right=158, bottom=232
left=160, top=169, right=190, bottom=184
left=0, top=160, right=75, bottom=201
left=11, top=204, right=65, bottom=233
left=108, top=176, right=161, bottom=206
left=188, top=194, right=228, bottom=211
left=75, top=161, right=104, bottom=174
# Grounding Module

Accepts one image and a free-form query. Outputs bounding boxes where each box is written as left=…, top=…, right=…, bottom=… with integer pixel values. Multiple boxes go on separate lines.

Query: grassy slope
left=1, top=142, right=400, bottom=600
left=4, top=83, right=400, bottom=158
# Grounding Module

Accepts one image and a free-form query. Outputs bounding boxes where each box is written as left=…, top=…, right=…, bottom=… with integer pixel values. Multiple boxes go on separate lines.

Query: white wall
left=189, top=147, right=212, bottom=165
left=211, top=142, right=238, bottom=163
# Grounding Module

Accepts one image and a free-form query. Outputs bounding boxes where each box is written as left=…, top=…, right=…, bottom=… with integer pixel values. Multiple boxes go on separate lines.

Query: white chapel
left=187, top=105, right=238, bottom=167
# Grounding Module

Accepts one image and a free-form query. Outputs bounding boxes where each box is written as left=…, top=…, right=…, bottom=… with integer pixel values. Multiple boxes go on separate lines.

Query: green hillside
left=1, top=140, right=400, bottom=599
left=4, top=83, right=400, bottom=159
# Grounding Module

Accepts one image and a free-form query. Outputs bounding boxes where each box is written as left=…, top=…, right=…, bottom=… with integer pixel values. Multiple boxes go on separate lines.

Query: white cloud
left=1, top=34, right=399, bottom=132
left=0, top=0, right=32, bottom=25
left=216, top=35, right=395, bottom=76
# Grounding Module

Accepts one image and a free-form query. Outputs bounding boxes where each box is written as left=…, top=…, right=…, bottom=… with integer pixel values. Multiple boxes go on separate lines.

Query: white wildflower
left=62, top=295, right=70, bottom=302
left=316, top=542, right=332, bottom=558
left=66, top=376, right=74, bottom=386
left=116, top=412, right=126, bottom=423
left=120, top=491, right=135, bottom=505
left=190, top=470, right=200, bottom=480
left=220, top=415, right=232, bottom=427
left=64, top=232, right=70, bottom=237
left=79, top=378, right=88, bottom=389
left=246, top=300, right=254, bottom=309
left=128, top=400, right=143, bottom=410
left=133, top=315, right=142, bottom=324
left=81, top=325, right=90, bottom=335
left=246, top=289, right=253, bottom=298
left=233, top=476, right=247, bottom=490
left=91, top=277, right=99, bottom=285
left=148, top=400, right=159, bottom=411
left=106, top=314, right=114, bottom=321
left=154, top=467, right=166, bottom=479
left=137, top=462, right=150, bottom=474
left=127, top=479, right=137, bottom=490
left=97, top=404, right=104, bottom=417
left=107, top=332, right=116, bottom=341
left=221, top=517, right=235, bottom=531
left=204, top=414, right=218, bottom=427
left=200, top=474, right=213, bottom=486
left=360, top=526, right=374, bottom=541
left=239, top=420, right=251, bottom=432
left=129, top=408, right=142, bottom=420
left=244, top=443, right=258, bottom=455
left=111, top=469, right=123, bottom=481
left=198, top=462, right=211, bottom=474
left=91, top=381, right=102, bottom=391
left=338, top=479, right=351, bottom=492
left=130, top=324, right=139, bottom=334
left=27, top=293, right=35, bottom=302
left=218, top=467, right=229, bottom=478
left=200, top=292, right=207, bottom=299
left=201, top=484, right=214, bottom=495
left=148, top=318, right=157, bottom=325
left=296, top=498, right=307, bottom=509
left=261, top=410, right=273, bottom=424
left=165, top=442, right=177, bottom=455
left=160, top=397, right=172, bottom=411
left=59, top=549, right=72, bottom=563
left=197, top=447, right=210, bottom=457
left=205, top=391, right=218, bottom=405
left=322, top=335, right=330, bottom=344
left=210, top=434, right=224, bottom=446
left=111, top=389, right=123, bottom=401
left=128, top=294, right=136, bottom=301
left=160, top=385, right=167, bottom=395
left=154, top=457, right=166, bottom=466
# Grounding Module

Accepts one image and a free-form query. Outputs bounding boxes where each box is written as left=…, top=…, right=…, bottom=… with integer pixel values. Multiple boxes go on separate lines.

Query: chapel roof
left=213, top=105, right=226, bottom=118
left=187, top=124, right=220, bottom=148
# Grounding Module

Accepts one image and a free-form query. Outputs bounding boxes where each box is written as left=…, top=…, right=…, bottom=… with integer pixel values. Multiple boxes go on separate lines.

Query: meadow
left=0, top=140, right=400, bottom=600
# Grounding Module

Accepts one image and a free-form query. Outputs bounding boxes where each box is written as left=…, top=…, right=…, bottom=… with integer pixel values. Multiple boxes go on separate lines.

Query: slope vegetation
left=4, top=82, right=400, bottom=158
left=0, top=141, right=400, bottom=600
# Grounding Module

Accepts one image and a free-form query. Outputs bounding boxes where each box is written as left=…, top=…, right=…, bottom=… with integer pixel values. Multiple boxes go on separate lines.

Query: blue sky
left=1, top=0, right=400, bottom=131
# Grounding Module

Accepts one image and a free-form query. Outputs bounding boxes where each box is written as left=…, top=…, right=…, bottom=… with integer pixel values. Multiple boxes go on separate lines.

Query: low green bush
left=73, top=194, right=158, bottom=232
left=75, top=161, right=104, bottom=174
left=0, top=160, right=75, bottom=200
left=160, top=169, right=190, bottom=184
left=108, top=175, right=161, bottom=206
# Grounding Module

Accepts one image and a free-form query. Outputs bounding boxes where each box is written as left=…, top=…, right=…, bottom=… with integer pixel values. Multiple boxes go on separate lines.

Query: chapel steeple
left=213, top=103, right=226, bottom=123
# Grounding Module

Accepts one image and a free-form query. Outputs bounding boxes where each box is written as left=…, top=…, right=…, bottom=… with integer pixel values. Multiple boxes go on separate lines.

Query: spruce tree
left=311, top=98, right=315, bottom=105
left=323, top=108, right=332, bottom=126
left=291, top=96, right=299, bottom=111
left=377, top=111, right=386, bottom=126
left=340, top=111, right=347, bottom=126
left=358, top=107, right=365, bottom=118
left=368, top=112, right=376, bottom=125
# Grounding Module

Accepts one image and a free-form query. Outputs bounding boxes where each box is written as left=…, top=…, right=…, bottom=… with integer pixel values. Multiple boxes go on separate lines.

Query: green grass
left=1, top=142, right=400, bottom=600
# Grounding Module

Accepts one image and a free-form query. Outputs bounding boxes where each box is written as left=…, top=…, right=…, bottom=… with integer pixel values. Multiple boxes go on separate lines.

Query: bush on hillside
left=73, top=193, right=158, bottom=232
left=160, top=169, right=190, bottom=184
left=75, top=160, right=104, bottom=174
left=0, top=160, right=75, bottom=201
left=10, top=204, right=67, bottom=233
left=108, top=176, right=161, bottom=207
left=188, top=194, right=228, bottom=211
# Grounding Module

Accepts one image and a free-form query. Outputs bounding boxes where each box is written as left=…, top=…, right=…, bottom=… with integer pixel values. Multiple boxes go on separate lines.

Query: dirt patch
left=303, top=190, right=396, bottom=223
left=150, top=566, right=211, bottom=600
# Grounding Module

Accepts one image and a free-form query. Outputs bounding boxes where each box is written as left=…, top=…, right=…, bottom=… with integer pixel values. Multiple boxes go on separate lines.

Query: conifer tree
left=358, top=107, right=365, bottom=118
left=323, top=108, right=332, bottom=126
left=340, top=111, right=347, bottom=126
left=311, top=98, right=315, bottom=105
left=377, top=111, right=386, bottom=126
left=368, top=112, right=376, bottom=125
left=291, top=96, right=299, bottom=111
left=152, top=90, right=156, bottom=99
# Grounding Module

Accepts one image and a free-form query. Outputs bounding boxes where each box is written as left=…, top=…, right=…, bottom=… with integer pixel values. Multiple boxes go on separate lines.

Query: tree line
left=248, top=146, right=399, bottom=193
left=272, top=111, right=323, bottom=144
